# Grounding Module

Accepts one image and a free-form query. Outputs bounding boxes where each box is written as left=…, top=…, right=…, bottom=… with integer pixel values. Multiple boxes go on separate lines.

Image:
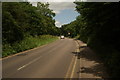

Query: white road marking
left=70, top=41, right=79, bottom=79
left=17, top=56, right=42, bottom=70
left=64, top=56, right=75, bottom=78
left=1, top=39, right=58, bottom=61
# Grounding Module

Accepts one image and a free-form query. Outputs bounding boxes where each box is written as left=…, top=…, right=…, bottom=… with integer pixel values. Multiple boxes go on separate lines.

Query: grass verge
left=2, top=35, right=58, bottom=57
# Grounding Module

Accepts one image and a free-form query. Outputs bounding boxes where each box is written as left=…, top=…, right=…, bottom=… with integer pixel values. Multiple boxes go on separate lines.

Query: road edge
left=1, top=39, right=59, bottom=60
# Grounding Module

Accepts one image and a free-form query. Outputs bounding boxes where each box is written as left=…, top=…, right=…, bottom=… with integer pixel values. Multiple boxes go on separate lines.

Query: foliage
left=74, top=2, right=120, bottom=78
left=60, top=21, right=78, bottom=38
left=2, top=2, right=59, bottom=44
left=2, top=2, right=60, bottom=57
left=60, top=2, right=120, bottom=78
left=2, top=35, right=58, bottom=57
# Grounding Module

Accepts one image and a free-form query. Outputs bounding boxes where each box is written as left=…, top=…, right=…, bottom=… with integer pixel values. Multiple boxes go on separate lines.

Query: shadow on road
left=72, top=52, right=77, bottom=56
left=79, top=45, right=88, bottom=49
left=17, top=53, right=27, bottom=56
left=79, top=47, right=101, bottom=62
left=79, top=46, right=109, bottom=79
left=72, top=44, right=110, bottom=79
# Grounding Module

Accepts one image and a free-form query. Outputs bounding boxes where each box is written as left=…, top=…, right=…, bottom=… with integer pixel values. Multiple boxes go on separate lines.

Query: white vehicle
left=60, top=35, right=65, bottom=39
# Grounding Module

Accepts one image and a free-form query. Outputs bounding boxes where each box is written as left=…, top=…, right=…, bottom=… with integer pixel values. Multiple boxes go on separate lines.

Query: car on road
left=60, top=35, right=65, bottom=39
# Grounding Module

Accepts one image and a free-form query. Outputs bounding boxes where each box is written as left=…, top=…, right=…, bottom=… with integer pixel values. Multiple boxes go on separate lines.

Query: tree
left=60, top=21, right=77, bottom=38
left=2, top=2, right=59, bottom=44
left=74, top=2, right=120, bottom=78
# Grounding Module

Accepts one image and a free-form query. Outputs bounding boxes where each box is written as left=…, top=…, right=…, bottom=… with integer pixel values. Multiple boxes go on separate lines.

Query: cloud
left=49, top=2, right=76, bottom=14
left=55, top=21, right=62, bottom=27
left=31, top=2, right=37, bottom=6
left=28, top=0, right=75, bottom=2
left=28, top=0, right=77, bottom=27
left=29, top=2, right=76, bottom=14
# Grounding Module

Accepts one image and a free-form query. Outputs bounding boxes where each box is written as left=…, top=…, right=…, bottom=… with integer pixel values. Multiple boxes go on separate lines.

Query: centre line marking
left=17, top=56, right=42, bottom=70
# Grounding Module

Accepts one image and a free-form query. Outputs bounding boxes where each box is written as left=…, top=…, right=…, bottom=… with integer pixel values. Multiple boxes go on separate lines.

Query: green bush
left=2, top=35, right=58, bottom=57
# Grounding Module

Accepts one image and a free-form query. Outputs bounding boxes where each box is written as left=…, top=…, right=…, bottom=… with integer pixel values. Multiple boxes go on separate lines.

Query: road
left=2, top=38, right=80, bottom=79
left=2, top=38, right=109, bottom=79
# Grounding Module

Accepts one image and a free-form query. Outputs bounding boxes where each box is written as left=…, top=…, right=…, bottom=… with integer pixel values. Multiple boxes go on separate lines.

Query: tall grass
left=2, top=35, right=58, bottom=57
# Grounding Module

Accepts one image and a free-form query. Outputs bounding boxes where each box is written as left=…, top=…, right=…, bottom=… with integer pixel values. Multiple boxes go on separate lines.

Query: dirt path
left=77, top=40, right=109, bottom=79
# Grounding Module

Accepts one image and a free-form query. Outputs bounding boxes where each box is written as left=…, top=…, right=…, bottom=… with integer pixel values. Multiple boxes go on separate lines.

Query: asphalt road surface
left=2, top=38, right=80, bottom=78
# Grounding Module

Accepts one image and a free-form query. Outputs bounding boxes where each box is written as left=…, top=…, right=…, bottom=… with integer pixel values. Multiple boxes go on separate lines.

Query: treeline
left=2, top=2, right=59, bottom=44
left=60, top=21, right=78, bottom=38
left=61, top=2, right=120, bottom=78
left=2, top=2, right=59, bottom=57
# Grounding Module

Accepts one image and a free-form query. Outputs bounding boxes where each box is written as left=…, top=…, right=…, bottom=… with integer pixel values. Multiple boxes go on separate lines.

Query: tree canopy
left=60, top=2, right=120, bottom=78
left=2, top=2, right=59, bottom=44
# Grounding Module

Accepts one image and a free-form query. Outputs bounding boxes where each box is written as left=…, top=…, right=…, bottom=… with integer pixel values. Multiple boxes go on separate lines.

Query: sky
left=49, top=2, right=79, bottom=27
left=1, top=0, right=119, bottom=27
left=29, top=0, right=119, bottom=27
left=27, top=0, right=80, bottom=27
